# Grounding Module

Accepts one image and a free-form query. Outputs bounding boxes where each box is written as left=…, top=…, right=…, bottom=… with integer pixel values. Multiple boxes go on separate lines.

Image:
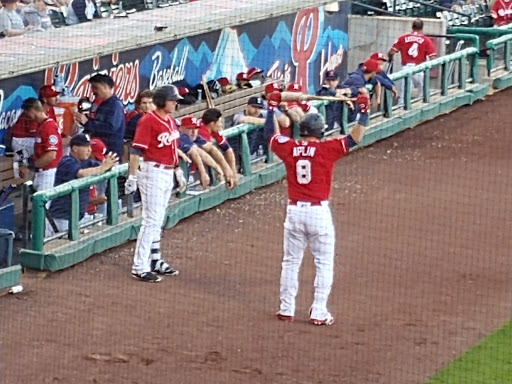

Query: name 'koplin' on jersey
left=269, top=134, right=350, bottom=202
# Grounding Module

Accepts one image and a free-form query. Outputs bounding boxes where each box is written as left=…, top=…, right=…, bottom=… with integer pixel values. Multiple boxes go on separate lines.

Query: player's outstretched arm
left=346, top=94, right=370, bottom=147
left=263, top=92, right=282, bottom=142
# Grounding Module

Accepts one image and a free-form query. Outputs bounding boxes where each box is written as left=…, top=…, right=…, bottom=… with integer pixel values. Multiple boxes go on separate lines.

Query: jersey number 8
left=296, top=159, right=312, bottom=184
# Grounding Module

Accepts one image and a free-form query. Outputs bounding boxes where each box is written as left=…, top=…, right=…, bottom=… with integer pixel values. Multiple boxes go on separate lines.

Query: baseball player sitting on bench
left=264, top=90, right=370, bottom=326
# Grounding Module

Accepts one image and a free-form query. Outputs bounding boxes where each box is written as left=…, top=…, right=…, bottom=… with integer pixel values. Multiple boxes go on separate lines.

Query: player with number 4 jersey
left=263, top=91, right=370, bottom=326
left=388, top=18, right=436, bottom=105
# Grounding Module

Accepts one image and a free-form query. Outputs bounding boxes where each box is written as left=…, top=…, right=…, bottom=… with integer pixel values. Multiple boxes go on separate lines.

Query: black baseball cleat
left=151, top=259, right=179, bottom=276
left=131, top=271, right=162, bottom=283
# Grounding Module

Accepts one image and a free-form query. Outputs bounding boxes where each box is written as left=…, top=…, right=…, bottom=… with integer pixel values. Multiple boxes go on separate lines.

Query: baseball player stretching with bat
left=125, top=85, right=186, bottom=283
left=264, top=91, right=370, bottom=325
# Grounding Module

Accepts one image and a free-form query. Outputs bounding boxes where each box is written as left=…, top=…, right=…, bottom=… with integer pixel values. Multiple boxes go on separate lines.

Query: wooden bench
left=174, top=82, right=270, bottom=126
left=0, top=157, right=32, bottom=216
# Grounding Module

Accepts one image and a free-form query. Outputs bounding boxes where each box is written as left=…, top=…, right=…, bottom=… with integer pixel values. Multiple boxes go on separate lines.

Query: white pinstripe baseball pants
left=279, top=202, right=335, bottom=320
left=132, top=162, right=175, bottom=274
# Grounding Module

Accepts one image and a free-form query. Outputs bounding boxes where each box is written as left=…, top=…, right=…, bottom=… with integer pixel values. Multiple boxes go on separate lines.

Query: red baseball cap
left=90, top=138, right=106, bottom=162
left=370, top=52, right=387, bottom=62
left=362, top=59, right=381, bottom=73
left=264, top=82, right=282, bottom=94
left=247, top=67, right=264, bottom=78
left=217, top=77, right=231, bottom=87
left=178, top=87, right=189, bottom=96
left=39, top=85, right=61, bottom=98
left=180, top=115, right=201, bottom=129
left=286, top=82, right=302, bottom=92
left=236, top=72, right=249, bottom=81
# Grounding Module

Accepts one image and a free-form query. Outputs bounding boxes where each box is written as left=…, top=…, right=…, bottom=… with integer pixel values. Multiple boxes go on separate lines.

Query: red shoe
left=275, top=311, right=294, bottom=322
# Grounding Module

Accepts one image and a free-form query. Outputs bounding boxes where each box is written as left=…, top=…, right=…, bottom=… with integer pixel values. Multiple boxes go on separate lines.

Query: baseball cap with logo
left=264, top=82, right=282, bottom=94
left=180, top=115, right=201, bottom=129
left=70, top=133, right=91, bottom=147
left=39, top=85, right=61, bottom=98
left=247, top=67, right=264, bottom=78
left=247, top=96, right=264, bottom=108
left=286, top=82, right=302, bottom=92
left=362, top=59, right=381, bottom=73
left=236, top=72, right=250, bottom=82
left=370, top=52, right=387, bottom=62
left=91, top=138, right=107, bottom=161
left=324, top=70, right=338, bottom=80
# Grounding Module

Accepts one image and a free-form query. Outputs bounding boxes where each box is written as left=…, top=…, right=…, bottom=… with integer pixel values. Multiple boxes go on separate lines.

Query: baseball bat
left=386, top=61, right=394, bottom=75
left=201, top=76, right=215, bottom=109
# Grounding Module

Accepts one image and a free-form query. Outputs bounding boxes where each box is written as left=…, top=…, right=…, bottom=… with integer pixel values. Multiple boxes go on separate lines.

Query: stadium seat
left=48, top=9, right=66, bottom=27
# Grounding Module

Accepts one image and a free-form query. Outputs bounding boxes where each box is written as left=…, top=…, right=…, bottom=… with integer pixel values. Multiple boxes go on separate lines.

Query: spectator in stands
left=197, top=108, right=237, bottom=189
left=73, top=74, right=125, bottom=159
left=46, top=133, right=118, bottom=237
left=0, top=0, right=36, bottom=37
left=388, top=18, right=437, bottom=105
left=22, top=98, right=63, bottom=192
left=65, top=0, right=99, bottom=25
left=490, top=0, right=512, bottom=26
left=232, top=96, right=268, bottom=158
left=439, top=0, right=466, bottom=10
left=179, top=115, right=225, bottom=189
left=21, top=0, right=53, bottom=30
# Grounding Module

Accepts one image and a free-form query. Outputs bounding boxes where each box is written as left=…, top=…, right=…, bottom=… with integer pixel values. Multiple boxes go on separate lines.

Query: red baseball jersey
left=269, top=134, right=350, bottom=202
left=491, top=0, right=512, bottom=26
left=11, top=113, right=38, bottom=138
left=391, top=32, right=436, bottom=65
left=34, top=118, right=63, bottom=170
left=132, top=111, right=179, bottom=166
left=47, top=106, right=56, bottom=122
left=198, top=123, right=228, bottom=147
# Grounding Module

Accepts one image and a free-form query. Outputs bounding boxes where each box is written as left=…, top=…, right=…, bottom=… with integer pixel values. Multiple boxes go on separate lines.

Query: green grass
left=426, top=319, right=512, bottom=384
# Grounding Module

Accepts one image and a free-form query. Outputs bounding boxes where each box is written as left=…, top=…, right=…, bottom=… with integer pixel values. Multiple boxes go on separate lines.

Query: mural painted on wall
left=0, top=3, right=349, bottom=144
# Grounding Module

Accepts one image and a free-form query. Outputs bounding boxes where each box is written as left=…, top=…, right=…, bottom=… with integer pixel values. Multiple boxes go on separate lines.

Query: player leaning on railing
left=263, top=90, right=370, bottom=326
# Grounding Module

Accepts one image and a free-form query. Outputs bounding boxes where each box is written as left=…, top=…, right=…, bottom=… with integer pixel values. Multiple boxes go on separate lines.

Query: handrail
left=485, top=33, right=512, bottom=75
left=387, top=46, right=479, bottom=112
left=448, top=26, right=512, bottom=36
left=31, top=164, right=128, bottom=252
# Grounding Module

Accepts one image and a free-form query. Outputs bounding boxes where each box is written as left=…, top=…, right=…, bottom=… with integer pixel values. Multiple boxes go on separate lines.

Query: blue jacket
left=342, top=64, right=395, bottom=97
left=84, top=95, right=126, bottom=158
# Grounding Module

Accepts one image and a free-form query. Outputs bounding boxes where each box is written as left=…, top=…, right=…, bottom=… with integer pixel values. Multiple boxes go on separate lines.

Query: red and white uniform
left=491, top=0, right=512, bottom=26
left=391, top=31, right=436, bottom=104
left=269, top=133, right=350, bottom=321
left=198, top=123, right=227, bottom=147
left=33, top=118, right=63, bottom=192
left=11, top=113, right=38, bottom=157
left=131, top=111, right=180, bottom=275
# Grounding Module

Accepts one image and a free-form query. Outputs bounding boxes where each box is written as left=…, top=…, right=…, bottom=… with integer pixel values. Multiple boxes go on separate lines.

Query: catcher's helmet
left=299, top=113, right=326, bottom=139
left=152, top=85, right=183, bottom=108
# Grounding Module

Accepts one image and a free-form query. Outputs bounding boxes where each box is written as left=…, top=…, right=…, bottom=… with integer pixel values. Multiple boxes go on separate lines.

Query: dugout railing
left=21, top=47, right=491, bottom=271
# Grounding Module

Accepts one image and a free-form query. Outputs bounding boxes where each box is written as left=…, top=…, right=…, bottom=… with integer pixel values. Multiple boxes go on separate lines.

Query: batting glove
left=124, top=175, right=138, bottom=194
left=267, top=91, right=282, bottom=110
left=356, top=94, right=370, bottom=114
left=175, top=168, right=187, bottom=193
